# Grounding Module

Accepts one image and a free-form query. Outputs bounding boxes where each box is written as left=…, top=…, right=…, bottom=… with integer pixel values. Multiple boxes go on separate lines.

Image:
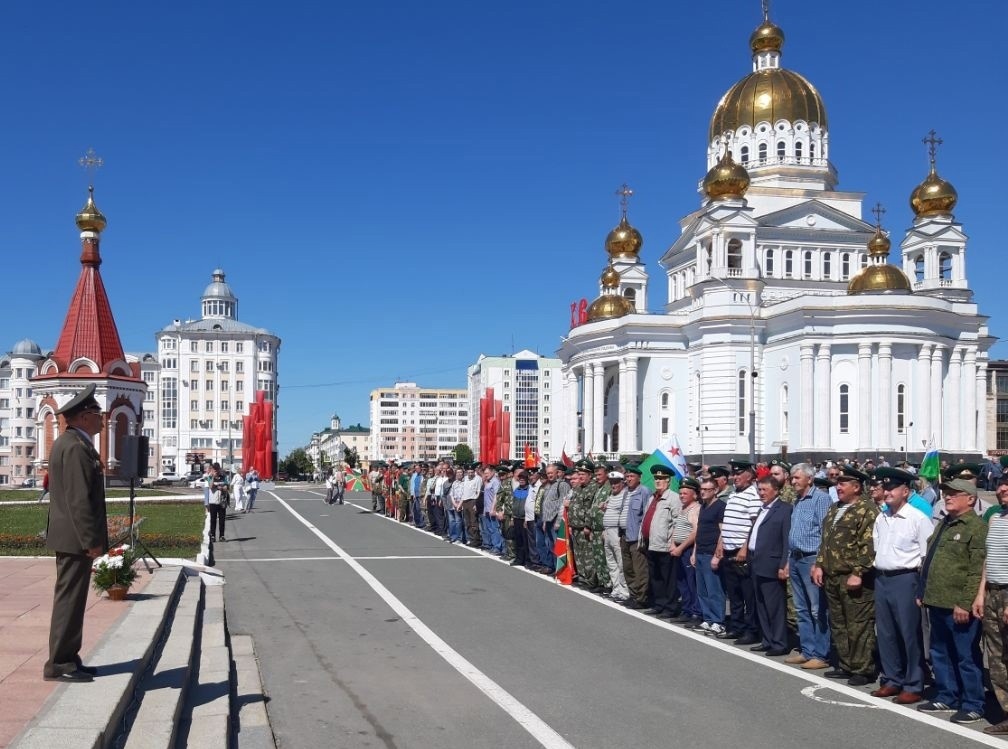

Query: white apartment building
left=369, top=382, right=468, bottom=462
left=0, top=340, right=44, bottom=485
left=306, top=414, right=371, bottom=473
left=154, top=269, right=280, bottom=475
left=467, top=350, right=564, bottom=462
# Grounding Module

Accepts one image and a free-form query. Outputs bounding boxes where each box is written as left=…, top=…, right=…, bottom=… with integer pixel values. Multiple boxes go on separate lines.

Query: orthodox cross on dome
left=78, top=147, right=104, bottom=186
left=871, top=201, right=886, bottom=229
left=615, top=183, right=634, bottom=219
left=923, top=129, right=943, bottom=167
left=762, top=0, right=771, bottom=21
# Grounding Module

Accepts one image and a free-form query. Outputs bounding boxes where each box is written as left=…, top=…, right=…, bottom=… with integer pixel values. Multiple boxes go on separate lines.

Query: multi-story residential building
left=369, top=382, right=468, bottom=462
left=0, top=340, right=45, bottom=484
left=154, top=269, right=280, bottom=475
left=306, top=414, right=371, bottom=473
left=988, top=361, right=1008, bottom=457
left=467, top=350, right=564, bottom=462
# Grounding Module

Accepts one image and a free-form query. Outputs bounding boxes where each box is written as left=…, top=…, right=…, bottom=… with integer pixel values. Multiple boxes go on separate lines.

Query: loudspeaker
left=120, top=436, right=150, bottom=480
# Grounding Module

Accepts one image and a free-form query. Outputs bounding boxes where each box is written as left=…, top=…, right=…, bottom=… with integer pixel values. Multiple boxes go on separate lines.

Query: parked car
left=21, top=478, right=36, bottom=488
left=189, top=477, right=208, bottom=489
left=152, top=471, right=181, bottom=487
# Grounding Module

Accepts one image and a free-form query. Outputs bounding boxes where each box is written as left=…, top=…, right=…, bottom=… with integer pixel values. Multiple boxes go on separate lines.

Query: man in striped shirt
left=973, top=473, right=1008, bottom=734
left=715, top=459, right=762, bottom=644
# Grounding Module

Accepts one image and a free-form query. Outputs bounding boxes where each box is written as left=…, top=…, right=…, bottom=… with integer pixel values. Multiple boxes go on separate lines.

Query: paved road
left=216, top=487, right=1002, bottom=749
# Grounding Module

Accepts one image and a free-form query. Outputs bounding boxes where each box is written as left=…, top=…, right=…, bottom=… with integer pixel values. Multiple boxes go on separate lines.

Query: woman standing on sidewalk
left=207, top=464, right=228, bottom=542
left=231, top=470, right=246, bottom=512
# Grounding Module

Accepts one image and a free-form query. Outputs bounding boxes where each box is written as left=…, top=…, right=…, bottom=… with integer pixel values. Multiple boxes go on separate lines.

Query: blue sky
left=2, top=0, right=1004, bottom=455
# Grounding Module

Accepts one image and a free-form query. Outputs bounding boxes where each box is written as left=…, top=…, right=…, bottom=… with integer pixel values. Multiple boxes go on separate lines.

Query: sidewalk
left=0, top=558, right=154, bottom=748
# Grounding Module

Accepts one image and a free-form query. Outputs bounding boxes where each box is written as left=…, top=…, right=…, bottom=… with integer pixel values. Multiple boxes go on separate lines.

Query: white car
left=189, top=478, right=208, bottom=489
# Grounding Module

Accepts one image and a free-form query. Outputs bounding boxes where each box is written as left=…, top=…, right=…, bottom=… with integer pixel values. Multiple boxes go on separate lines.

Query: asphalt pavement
left=215, top=487, right=1004, bottom=749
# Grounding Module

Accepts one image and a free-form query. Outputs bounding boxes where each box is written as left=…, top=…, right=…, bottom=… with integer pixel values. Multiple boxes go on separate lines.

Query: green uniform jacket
left=815, top=498, right=878, bottom=576
left=922, top=512, right=987, bottom=611
left=495, top=478, right=514, bottom=516
left=46, top=428, right=108, bottom=554
left=779, top=484, right=796, bottom=504
left=590, top=481, right=610, bottom=533
left=569, top=484, right=597, bottom=531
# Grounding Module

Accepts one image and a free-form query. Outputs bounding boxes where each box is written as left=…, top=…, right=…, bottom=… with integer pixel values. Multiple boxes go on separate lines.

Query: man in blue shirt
left=784, top=463, right=832, bottom=670
left=410, top=465, right=425, bottom=529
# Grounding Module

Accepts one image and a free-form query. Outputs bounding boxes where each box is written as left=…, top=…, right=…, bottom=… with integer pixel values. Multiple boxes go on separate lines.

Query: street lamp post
left=217, top=362, right=233, bottom=472
left=711, top=277, right=758, bottom=465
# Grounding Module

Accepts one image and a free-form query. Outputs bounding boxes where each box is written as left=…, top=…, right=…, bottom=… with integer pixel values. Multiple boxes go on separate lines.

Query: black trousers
left=722, top=550, right=758, bottom=635
left=753, top=573, right=788, bottom=650
left=525, top=517, right=541, bottom=566
left=429, top=502, right=446, bottom=535
left=647, top=549, right=678, bottom=614
left=513, top=519, right=529, bottom=565
left=45, top=552, right=92, bottom=677
left=208, top=504, right=226, bottom=539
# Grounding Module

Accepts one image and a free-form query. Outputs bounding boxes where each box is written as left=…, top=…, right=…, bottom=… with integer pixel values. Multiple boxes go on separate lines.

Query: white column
left=946, top=347, right=962, bottom=449
left=814, top=344, right=831, bottom=448
left=878, top=343, right=893, bottom=450
left=930, top=345, right=945, bottom=446
left=976, top=361, right=988, bottom=455
left=593, top=362, right=605, bottom=454
left=962, top=349, right=977, bottom=451
left=916, top=344, right=932, bottom=445
left=617, top=359, right=628, bottom=453
left=857, top=343, right=872, bottom=450
left=626, top=356, right=639, bottom=453
left=800, top=343, right=815, bottom=450
left=582, top=364, right=594, bottom=455
left=564, top=370, right=577, bottom=458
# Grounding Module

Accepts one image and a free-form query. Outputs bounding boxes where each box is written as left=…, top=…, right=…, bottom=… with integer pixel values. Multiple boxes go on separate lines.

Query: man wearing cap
left=870, top=466, right=934, bottom=704
left=537, top=463, right=570, bottom=574
left=602, top=471, right=630, bottom=602
left=974, top=474, right=1008, bottom=733
left=812, top=466, right=879, bottom=686
left=620, top=464, right=652, bottom=609
left=409, top=464, right=425, bottom=529
left=43, top=384, right=108, bottom=683
left=715, top=460, right=762, bottom=643
left=461, top=464, right=483, bottom=547
left=642, top=465, right=682, bottom=618
left=917, top=478, right=986, bottom=723
left=769, top=460, right=795, bottom=504
left=691, top=477, right=726, bottom=630
left=524, top=466, right=545, bottom=571
left=481, top=466, right=504, bottom=555
left=709, top=466, right=731, bottom=501
left=671, top=477, right=702, bottom=625
left=570, top=460, right=606, bottom=591
left=785, top=463, right=833, bottom=670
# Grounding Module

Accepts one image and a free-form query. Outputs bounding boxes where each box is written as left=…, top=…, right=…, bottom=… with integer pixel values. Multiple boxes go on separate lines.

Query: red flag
left=561, top=446, right=574, bottom=468
left=524, top=443, right=535, bottom=468
left=553, top=507, right=576, bottom=585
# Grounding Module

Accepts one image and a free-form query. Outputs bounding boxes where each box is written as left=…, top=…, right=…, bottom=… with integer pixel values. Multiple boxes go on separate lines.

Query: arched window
left=939, top=252, right=952, bottom=280
left=839, top=384, right=850, bottom=434
left=784, top=250, right=794, bottom=278
left=804, top=251, right=814, bottom=278
left=740, top=145, right=750, bottom=164
left=611, top=424, right=619, bottom=452
left=841, top=253, right=850, bottom=279
left=765, top=249, right=775, bottom=276
left=705, top=245, right=713, bottom=272
left=823, top=253, right=832, bottom=279
left=795, top=141, right=803, bottom=162
left=727, top=238, right=743, bottom=269
left=660, top=391, right=669, bottom=409
left=623, top=287, right=636, bottom=303
left=810, top=141, right=817, bottom=160
left=914, top=255, right=925, bottom=281
left=896, top=384, right=906, bottom=434
left=777, top=141, right=786, bottom=160
left=738, top=370, right=747, bottom=435
left=780, top=385, right=789, bottom=439
left=860, top=254, right=869, bottom=269
left=758, top=142, right=768, bottom=163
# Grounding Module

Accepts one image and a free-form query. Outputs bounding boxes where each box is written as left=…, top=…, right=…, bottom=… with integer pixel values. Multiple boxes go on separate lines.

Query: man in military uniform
left=769, top=459, right=795, bottom=503
left=44, top=384, right=108, bottom=683
left=812, top=466, right=879, bottom=686
left=590, top=463, right=612, bottom=593
left=494, top=464, right=516, bottom=560
left=569, top=459, right=605, bottom=591
left=710, top=466, right=731, bottom=500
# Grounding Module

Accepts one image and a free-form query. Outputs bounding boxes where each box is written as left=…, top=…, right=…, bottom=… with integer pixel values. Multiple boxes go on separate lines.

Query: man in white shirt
left=461, top=465, right=483, bottom=547
left=871, top=467, right=933, bottom=704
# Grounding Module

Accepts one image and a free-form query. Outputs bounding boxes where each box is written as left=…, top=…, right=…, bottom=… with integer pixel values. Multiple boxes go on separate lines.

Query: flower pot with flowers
left=91, top=544, right=139, bottom=600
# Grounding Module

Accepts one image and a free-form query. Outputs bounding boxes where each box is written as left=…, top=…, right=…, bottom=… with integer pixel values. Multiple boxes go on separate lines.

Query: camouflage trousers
left=983, top=587, right=1008, bottom=709
left=591, top=533, right=610, bottom=589
left=501, top=516, right=515, bottom=559
left=823, top=572, right=876, bottom=677
left=571, top=529, right=599, bottom=586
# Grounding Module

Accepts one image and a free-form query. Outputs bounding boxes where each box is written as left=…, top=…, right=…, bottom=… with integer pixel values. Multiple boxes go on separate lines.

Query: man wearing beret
left=642, top=465, right=682, bottom=618
left=768, top=459, right=795, bottom=504
left=812, top=466, right=879, bottom=686
left=43, top=384, right=108, bottom=683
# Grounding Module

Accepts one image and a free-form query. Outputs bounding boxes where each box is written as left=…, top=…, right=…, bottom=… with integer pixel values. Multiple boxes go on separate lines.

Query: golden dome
left=750, top=19, right=784, bottom=54
left=703, top=148, right=750, bottom=200
left=600, top=264, right=621, bottom=289
left=910, top=164, right=957, bottom=218
left=710, top=68, right=827, bottom=142
left=75, top=186, right=107, bottom=233
left=605, top=215, right=643, bottom=259
left=847, top=264, right=912, bottom=295
left=587, top=293, right=634, bottom=322
left=867, top=227, right=891, bottom=256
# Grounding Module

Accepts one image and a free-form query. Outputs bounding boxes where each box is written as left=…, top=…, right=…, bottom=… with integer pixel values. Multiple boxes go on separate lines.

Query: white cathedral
left=558, top=11, right=993, bottom=464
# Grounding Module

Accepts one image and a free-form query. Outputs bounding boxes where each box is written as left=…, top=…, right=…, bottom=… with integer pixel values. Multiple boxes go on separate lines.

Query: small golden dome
left=867, top=227, right=891, bottom=256
left=600, top=264, right=620, bottom=289
left=847, top=264, right=913, bottom=295
left=586, top=293, right=634, bottom=322
left=703, top=148, right=750, bottom=200
left=910, top=164, right=957, bottom=218
left=605, top=215, right=643, bottom=259
left=75, top=186, right=107, bottom=233
left=750, top=19, right=785, bottom=54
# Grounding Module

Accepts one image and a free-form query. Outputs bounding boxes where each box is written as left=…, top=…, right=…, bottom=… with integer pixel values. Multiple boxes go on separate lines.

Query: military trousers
left=591, top=532, right=610, bottom=589
left=822, top=572, right=877, bottom=677
left=984, top=586, right=1008, bottom=710
left=571, top=529, right=598, bottom=586
left=45, top=552, right=92, bottom=678
left=620, top=536, right=650, bottom=605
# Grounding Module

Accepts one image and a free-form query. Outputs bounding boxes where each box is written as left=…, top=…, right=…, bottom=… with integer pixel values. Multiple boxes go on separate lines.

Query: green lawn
left=0, top=501, right=204, bottom=558
left=0, top=487, right=188, bottom=502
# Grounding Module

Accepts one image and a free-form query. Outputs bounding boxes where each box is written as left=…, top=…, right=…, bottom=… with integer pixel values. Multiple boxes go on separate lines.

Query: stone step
left=230, top=636, right=276, bottom=748
left=121, top=574, right=203, bottom=749
left=174, top=585, right=231, bottom=748
left=11, top=565, right=186, bottom=749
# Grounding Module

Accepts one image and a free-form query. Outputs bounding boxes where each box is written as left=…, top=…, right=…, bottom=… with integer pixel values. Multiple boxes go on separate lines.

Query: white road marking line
left=342, top=495, right=1003, bottom=745
left=800, top=685, right=879, bottom=709
left=215, top=555, right=492, bottom=563
left=268, top=491, right=574, bottom=749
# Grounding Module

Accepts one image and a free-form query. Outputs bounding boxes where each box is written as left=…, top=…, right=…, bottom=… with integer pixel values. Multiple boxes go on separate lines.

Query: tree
left=452, top=443, right=474, bottom=465
left=281, top=448, right=314, bottom=479
left=345, top=447, right=360, bottom=469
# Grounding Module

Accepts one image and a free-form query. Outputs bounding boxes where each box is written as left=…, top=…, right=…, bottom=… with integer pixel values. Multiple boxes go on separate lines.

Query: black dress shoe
left=847, top=674, right=873, bottom=687
left=734, top=635, right=760, bottom=646
left=749, top=644, right=769, bottom=652
left=76, top=664, right=98, bottom=675
left=765, top=648, right=790, bottom=657
left=824, top=669, right=850, bottom=679
left=509, top=560, right=522, bottom=566
left=624, top=600, right=642, bottom=610
left=44, top=670, right=93, bottom=683
left=671, top=613, right=693, bottom=623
